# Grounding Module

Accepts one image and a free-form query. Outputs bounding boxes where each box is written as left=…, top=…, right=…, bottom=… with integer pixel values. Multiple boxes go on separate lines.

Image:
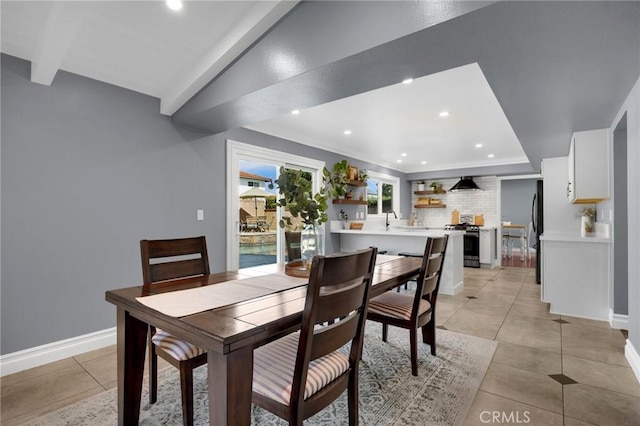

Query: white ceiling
left=0, top=0, right=297, bottom=115
left=1, top=1, right=528, bottom=173
left=247, top=63, right=529, bottom=173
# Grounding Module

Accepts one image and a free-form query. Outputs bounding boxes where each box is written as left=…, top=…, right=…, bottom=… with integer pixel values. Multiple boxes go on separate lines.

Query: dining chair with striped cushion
left=367, top=235, right=448, bottom=376
left=252, top=247, right=377, bottom=425
left=140, top=236, right=210, bottom=426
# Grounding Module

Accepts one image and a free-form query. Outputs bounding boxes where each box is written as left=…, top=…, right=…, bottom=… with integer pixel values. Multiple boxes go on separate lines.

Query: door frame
left=496, top=174, right=541, bottom=266
left=226, top=140, right=326, bottom=270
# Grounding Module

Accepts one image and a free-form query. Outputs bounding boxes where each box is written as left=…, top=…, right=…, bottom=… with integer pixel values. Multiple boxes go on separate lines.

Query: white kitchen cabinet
left=480, top=228, right=496, bottom=267
left=567, top=128, right=610, bottom=204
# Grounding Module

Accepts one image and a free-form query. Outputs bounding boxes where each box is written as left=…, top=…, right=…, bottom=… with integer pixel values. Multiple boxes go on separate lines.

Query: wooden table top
left=502, top=224, right=527, bottom=229
left=105, top=256, right=422, bottom=355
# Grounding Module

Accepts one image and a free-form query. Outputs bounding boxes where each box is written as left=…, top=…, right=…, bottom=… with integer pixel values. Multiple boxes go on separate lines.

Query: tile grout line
left=73, top=356, right=109, bottom=392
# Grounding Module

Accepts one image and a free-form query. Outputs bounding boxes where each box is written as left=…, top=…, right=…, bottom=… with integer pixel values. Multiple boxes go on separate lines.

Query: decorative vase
left=581, top=214, right=594, bottom=237
left=301, top=223, right=325, bottom=270
left=417, top=183, right=425, bottom=191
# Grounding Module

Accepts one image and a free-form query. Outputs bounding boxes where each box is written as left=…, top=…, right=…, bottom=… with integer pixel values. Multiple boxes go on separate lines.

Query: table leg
left=209, top=346, right=254, bottom=425
left=520, top=233, right=526, bottom=260
left=116, top=308, right=147, bottom=425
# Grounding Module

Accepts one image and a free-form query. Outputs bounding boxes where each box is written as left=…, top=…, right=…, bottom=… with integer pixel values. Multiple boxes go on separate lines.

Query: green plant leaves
left=273, top=166, right=329, bottom=227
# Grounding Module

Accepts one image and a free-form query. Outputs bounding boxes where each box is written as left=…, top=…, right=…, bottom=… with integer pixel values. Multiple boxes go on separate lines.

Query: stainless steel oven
left=463, top=226, right=480, bottom=268
left=445, top=223, right=480, bottom=268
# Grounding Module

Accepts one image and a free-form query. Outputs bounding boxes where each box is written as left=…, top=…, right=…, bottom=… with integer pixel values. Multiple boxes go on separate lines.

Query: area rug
left=25, top=324, right=497, bottom=425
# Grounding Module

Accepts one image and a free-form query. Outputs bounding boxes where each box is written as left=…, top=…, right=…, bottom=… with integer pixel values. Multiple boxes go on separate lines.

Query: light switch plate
left=197, top=209, right=204, bottom=221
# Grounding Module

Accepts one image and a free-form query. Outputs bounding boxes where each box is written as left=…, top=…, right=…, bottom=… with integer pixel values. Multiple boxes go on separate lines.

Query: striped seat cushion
left=368, top=291, right=431, bottom=320
left=253, top=332, right=350, bottom=405
left=151, top=329, right=205, bottom=361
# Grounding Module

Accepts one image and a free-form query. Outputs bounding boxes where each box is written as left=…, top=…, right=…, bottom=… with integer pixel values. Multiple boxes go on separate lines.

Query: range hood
left=449, top=176, right=482, bottom=192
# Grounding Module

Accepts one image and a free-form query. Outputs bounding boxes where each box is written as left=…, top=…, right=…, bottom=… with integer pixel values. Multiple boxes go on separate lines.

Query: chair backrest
left=413, top=235, right=449, bottom=318
left=140, top=236, right=210, bottom=288
left=285, top=231, right=301, bottom=261
left=290, top=247, right=377, bottom=407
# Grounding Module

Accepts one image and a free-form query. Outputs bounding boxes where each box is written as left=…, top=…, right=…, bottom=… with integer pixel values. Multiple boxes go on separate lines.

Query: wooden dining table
left=105, top=255, right=422, bottom=426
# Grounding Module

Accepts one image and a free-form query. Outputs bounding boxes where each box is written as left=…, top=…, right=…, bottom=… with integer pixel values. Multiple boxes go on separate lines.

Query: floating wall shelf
left=333, top=199, right=367, bottom=205
left=414, top=204, right=447, bottom=209
left=414, top=190, right=446, bottom=195
left=347, top=180, right=367, bottom=187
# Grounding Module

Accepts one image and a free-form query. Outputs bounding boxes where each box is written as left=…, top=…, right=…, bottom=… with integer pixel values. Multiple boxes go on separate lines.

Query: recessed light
left=488, top=154, right=495, bottom=158
left=475, top=143, right=483, bottom=148
left=439, top=111, right=449, bottom=117
left=401, top=153, right=407, bottom=157
left=166, top=0, right=183, bottom=11
left=291, top=109, right=300, bottom=115
left=397, top=159, right=402, bottom=163
left=402, top=78, right=414, bottom=85
left=344, top=130, right=352, bottom=135
left=421, top=161, right=427, bottom=165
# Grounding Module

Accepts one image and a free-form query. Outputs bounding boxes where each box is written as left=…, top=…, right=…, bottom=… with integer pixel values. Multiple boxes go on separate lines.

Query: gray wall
left=501, top=179, right=537, bottom=249
left=1, top=54, right=221, bottom=354
left=0, top=54, right=407, bottom=354
left=614, top=77, right=640, bottom=355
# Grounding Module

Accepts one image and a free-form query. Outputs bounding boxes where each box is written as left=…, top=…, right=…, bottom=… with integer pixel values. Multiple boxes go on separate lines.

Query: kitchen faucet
left=385, top=210, right=397, bottom=229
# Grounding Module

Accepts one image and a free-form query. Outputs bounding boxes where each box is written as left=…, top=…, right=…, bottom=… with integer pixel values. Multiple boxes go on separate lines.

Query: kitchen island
left=332, top=227, right=464, bottom=295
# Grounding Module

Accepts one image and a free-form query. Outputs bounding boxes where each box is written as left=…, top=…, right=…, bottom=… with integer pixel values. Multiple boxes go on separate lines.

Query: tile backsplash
left=411, top=177, right=497, bottom=227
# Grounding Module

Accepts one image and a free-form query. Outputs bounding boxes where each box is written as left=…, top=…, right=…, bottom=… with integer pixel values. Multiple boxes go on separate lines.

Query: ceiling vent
left=449, top=176, right=482, bottom=192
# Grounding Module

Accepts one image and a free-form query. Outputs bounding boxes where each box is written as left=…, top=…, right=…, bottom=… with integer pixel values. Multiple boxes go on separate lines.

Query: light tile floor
left=2, top=266, right=639, bottom=425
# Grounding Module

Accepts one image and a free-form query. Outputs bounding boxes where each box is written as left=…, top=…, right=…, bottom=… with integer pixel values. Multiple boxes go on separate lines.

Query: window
left=366, top=171, right=400, bottom=216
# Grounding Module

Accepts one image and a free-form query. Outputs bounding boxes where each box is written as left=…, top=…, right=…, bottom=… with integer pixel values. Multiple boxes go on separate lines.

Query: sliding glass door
left=226, top=140, right=325, bottom=270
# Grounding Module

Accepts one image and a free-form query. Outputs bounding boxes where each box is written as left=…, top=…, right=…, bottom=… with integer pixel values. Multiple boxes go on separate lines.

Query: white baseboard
left=0, top=328, right=116, bottom=377
left=441, top=279, right=464, bottom=296
left=626, top=339, right=640, bottom=384
left=608, top=309, right=629, bottom=330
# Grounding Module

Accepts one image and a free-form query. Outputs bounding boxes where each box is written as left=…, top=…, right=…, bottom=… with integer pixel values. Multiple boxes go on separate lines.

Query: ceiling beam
left=30, top=2, right=91, bottom=86
left=160, top=0, right=299, bottom=116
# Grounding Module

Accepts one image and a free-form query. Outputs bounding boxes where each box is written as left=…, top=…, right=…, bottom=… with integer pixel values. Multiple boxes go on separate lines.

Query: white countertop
left=540, top=232, right=611, bottom=244
left=331, top=228, right=465, bottom=236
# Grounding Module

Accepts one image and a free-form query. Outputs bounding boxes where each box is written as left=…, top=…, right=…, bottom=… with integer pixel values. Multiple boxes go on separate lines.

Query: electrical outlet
left=197, top=209, right=204, bottom=221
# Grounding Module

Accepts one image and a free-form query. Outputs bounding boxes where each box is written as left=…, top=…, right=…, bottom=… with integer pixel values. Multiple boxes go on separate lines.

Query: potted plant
left=430, top=181, right=442, bottom=192
left=339, top=209, right=349, bottom=229
left=580, top=207, right=596, bottom=236
left=328, top=160, right=350, bottom=198
left=358, top=169, right=368, bottom=184
left=270, top=167, right=329, bottom=272
left=416, top=180, right=426, bottom=191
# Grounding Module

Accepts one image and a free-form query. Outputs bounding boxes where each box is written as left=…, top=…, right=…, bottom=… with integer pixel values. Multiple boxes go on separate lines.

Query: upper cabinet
left=567, top=128, right=610, bottom=204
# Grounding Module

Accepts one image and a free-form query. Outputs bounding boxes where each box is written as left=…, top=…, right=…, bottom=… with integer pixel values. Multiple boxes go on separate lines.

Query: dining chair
left=502, top=231, right=517, bottom=258
left=252, top=247, right=378, bottom=425
left=140, top=236, right=210, bottom=426
left=367, top=235, right=448, bottom=376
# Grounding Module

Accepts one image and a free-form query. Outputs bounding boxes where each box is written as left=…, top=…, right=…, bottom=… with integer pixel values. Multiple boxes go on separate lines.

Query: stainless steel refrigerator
left=532, top=179, right=543, bottom=284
